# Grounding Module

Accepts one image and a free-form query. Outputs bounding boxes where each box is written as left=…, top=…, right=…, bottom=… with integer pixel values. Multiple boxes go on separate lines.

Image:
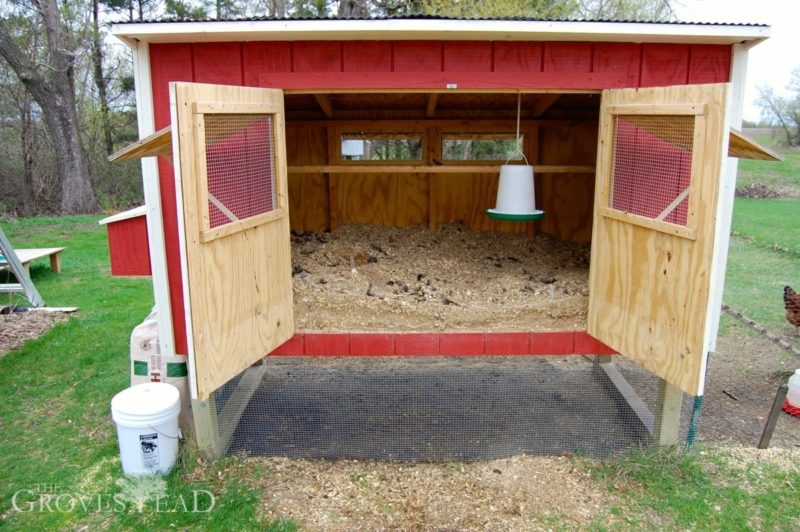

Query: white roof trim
left=111, top=19, right=769, bottom=47
left=98, top=205, right=147, bottom=225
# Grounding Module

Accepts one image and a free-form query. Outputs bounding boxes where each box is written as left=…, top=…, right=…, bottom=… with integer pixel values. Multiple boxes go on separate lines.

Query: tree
left=338, top=0, right=369, bottom=17
left=0, top=0, right=99, bottom=213
left=104, top=0, right=159, bottom=21
left=756, top=68, right=800, bottom=147
left=577, top=0, right=675, bottom=21
left=91, top=0, right=113, bottom=156
left=165, top=0, right=208, bottom=18
left=420, top=0, right=578, bottom=18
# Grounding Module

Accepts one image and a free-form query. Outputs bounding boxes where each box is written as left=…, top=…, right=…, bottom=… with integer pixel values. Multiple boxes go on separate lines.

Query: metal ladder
left=0, top=227, right=44, bottom=307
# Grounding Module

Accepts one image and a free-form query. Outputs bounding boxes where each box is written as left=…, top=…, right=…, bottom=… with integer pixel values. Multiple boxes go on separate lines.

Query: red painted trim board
left=268, top=332, right=616, bottom=357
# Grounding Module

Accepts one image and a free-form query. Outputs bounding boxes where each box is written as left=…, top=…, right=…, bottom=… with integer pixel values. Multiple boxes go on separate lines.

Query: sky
left=673, top=0, right=800, bottom=122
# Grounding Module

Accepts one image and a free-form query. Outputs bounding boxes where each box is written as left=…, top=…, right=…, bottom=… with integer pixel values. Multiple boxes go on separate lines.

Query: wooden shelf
left=288, top=164, right=595, bottom=174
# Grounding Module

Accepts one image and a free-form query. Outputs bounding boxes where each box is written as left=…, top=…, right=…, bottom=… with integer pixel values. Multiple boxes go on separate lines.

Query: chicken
left=785, top=286, right=800, bottom=335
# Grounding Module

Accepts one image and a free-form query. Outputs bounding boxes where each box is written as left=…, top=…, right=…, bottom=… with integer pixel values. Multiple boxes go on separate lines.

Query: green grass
left=723, top=198, right=800, bottom=338
left=737, top=134, right=800, bottom=195
left=592, top=447, right=800, bottom=531
left=0, top=217, right=294, bottom=530
left=732, top=198, right=800, bottom=256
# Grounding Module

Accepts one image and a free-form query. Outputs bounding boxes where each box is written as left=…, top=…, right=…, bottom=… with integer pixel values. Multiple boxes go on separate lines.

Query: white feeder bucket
left=111, top=382, right=181, bottom=476
left=486, top=165, right=544, bottom=221
left=786, top=369, right=800, bottom=408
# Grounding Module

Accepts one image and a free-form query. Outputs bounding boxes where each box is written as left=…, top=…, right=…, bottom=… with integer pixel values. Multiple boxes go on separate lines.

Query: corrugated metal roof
left=119, top=15, right=767, bottom=27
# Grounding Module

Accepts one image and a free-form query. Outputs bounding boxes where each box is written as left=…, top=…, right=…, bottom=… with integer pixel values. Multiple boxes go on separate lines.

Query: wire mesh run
left=204, top=114, right=276, bottom=229
left=610, top=114, right=695, bottom=226
left=211, top=355, right=695, bottom=461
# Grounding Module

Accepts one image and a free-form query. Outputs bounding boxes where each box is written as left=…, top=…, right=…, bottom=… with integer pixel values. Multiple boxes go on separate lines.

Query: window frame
left=333, top=126, right=428, bottom=165
left=192, top=102, right=287, bottom=243
left=597, top=103, right=707, bottom=241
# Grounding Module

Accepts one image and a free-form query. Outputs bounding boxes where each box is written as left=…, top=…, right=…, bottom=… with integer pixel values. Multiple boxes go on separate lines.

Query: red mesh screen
left=204, top=114, right=276, bottom=229
left=609, top=115, right=695, bottom=226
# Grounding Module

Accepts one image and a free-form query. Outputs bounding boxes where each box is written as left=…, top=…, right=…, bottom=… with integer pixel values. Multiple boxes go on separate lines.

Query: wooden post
left=428, top=125, right=438, bottom=231
left=327, top=127, right=339, bottom=231
left=428, top=174, right=437, bottom=231
left=654, top=379, right=683, bottom=446
left=758, top=385, right=788, bottom=449
left=49, top=252, right=62, bottom=273
left=191, top=397, right=221, bottom=458
left=596, top=355, right=655, bottom=434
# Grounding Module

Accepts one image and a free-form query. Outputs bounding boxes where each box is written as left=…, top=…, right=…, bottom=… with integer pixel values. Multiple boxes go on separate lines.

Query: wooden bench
left=0, top=247, right=66, bottom=274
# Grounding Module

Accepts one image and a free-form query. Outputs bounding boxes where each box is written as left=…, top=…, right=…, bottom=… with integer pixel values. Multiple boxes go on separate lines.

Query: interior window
left=442, top=133, right=523, bottom=161
left=340, top=133, right=424, bottom=161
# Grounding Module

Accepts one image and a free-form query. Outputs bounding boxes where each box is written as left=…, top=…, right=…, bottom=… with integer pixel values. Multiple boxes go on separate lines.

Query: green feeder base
left=486, top=209, right=545, bottom=222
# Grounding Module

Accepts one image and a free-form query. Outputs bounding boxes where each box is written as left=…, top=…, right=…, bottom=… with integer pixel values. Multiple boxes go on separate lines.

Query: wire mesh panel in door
left=609, top=114, right=695, bottom=226
left=204, top=114, right=277, bottom=229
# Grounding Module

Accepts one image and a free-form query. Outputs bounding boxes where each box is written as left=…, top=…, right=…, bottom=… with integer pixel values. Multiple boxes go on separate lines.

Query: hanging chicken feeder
left=486, top=94, right=544, bottom=222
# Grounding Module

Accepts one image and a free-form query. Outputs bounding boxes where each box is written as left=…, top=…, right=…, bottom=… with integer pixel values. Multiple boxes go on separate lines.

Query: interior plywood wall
left=285, top=118, right=598, bottom=243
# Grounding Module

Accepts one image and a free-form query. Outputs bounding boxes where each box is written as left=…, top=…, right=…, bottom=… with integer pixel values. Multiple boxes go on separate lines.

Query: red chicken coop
left=110, top=16, right=778, bottom=459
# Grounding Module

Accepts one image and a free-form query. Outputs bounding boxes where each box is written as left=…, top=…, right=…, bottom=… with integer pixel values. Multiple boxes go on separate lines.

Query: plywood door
left=588, top=83, right=729, bottom=396
left=171, top=82, right=293, bottom=400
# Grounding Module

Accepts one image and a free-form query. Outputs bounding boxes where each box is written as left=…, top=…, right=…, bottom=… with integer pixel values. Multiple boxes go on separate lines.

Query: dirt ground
left=258, top=455, right=627, bottom=530
left=697, top=323, right=800, bottom=449
left=250, top=446, right=800, bottom=531
left=292, top=223, right=589, bottom=332
left=0, top=309, right=66, bottom=357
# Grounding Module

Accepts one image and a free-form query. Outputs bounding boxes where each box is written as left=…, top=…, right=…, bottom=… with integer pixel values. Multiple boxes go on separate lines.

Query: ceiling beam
left=530, top=94, right=561, bottom=117
left=426, top=94, right=438, bottom=117
left=314, top=94, right=334, bottom=118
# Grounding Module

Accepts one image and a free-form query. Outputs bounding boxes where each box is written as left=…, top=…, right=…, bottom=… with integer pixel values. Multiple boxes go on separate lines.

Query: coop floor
left=291, top=223, right=590, bottom=332
left=220, top=356, right=670, bottom=461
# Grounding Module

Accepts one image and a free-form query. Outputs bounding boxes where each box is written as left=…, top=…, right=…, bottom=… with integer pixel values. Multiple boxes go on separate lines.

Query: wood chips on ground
left=292, top=223, right=590, bottom=332
left=257, top=455, right=621, bottom=531
left=0, top=310, right=66, bottom=357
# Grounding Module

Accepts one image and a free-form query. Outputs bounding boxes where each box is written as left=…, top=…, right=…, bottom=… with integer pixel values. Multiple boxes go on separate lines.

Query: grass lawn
left=737, top=133, right=800, bottom=196
left=2, top=215, right=799, bottom=530
left=724, top=198, right=800, bottom=341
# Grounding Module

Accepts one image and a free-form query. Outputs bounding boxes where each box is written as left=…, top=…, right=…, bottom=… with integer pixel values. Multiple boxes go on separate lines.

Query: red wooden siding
left=147, top=39, right=731, bottom=355
left=593, top=43, right=641, bottom=87
left=193, top=42, right=243, bottom=85
left=688, top=44, right=732, bottom=84
left=393, top=40, right=442, bottom=71
left=343, top=41, right=393, bottom=72
left=242, top=42, right=292, bottom=86
left=106, top=215, right=151, bottom=277
left=493, top=42, right=542, bottom=72
left=292, top=41, right=342, bottom=72
left=543, top=42, right=593, bottom=72
left=444, top=41, right=493, bottom=71
left=640, top=43, right=691, bottom=87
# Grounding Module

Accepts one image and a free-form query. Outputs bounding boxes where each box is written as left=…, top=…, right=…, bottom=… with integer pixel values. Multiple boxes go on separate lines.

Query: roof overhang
left=111, top=19, right=769, bottom=48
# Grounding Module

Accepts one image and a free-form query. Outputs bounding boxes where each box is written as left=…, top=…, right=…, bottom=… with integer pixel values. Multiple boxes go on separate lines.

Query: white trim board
left=98, top=205, right=147, bottom=225
left=699, top=43, right=750, bottom=395
left=111, top=19, right=769, bottom=47
left=133, top=41, right=177, bottom=361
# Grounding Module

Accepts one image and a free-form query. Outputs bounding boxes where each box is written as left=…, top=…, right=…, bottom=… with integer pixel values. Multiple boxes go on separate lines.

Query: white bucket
left=787, top=369, right=800, bottom=407
left=111, top=382, right=181, bottom=475
left=494, top=164, right=536, bottom=214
